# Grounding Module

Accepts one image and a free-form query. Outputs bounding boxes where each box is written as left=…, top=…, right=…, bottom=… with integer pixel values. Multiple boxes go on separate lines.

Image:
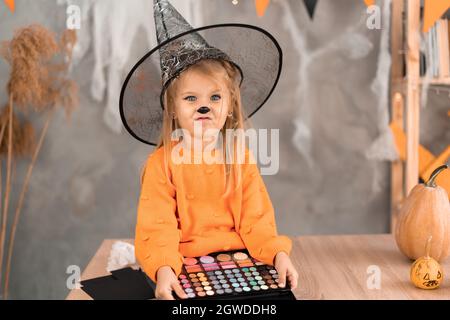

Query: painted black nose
left=197, top=106, right=210, bottom=114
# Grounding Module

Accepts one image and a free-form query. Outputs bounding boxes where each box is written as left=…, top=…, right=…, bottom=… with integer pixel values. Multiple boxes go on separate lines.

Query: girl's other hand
left=274, top=251, right=299, bottom=290
left=155, top=266, right=188, bottom=300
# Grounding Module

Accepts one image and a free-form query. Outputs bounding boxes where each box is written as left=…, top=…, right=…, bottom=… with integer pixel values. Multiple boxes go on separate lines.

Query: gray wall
left=0, top=0, right=447, bottom=299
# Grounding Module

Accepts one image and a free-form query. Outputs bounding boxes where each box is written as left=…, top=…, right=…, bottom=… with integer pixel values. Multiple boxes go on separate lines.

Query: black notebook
left=80, top=267, right=155, bottom=300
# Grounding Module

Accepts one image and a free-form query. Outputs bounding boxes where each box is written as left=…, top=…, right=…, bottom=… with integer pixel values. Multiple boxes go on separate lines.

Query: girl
left=120, top=0, right=299, bottom=300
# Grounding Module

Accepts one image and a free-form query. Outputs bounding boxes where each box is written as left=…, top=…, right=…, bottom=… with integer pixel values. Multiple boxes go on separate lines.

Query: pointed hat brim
left=120, top=23, right=283, bottom=146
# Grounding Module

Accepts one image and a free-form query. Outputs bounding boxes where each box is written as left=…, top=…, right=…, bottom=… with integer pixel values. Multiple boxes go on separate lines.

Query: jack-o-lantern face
left=410, top=257, right=443, bottom=289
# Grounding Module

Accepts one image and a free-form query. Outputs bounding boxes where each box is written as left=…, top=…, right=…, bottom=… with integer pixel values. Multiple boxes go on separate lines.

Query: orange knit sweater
left=134, top=144, right=292, bottom=283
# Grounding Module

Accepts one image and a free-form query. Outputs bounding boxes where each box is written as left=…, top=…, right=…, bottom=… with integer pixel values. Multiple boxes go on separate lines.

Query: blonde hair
left=155, top=59, right=253, bottom=198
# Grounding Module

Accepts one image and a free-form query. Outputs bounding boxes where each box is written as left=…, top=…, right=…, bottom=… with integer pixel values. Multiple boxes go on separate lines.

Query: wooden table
left=66, top=234, right=450, bottom=300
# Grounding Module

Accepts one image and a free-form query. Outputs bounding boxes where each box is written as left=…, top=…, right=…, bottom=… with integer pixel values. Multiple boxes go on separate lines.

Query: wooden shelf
left=392, top=77, right=450, bottom=87
left=421, top=77, right=450, bottom=86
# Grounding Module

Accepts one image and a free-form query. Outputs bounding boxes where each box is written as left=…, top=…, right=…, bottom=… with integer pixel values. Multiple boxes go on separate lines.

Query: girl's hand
left=274, top=251, right=299, bottom=290
left=155, top=266, right=188, bottom=300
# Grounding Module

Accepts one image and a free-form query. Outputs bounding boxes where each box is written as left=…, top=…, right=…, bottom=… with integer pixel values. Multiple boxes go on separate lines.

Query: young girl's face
left=172, top=63, right=231, bottom=140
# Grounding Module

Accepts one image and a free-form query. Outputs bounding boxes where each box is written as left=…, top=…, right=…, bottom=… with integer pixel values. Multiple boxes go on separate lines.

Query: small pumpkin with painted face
left=410, top=236, right=444, bottom=289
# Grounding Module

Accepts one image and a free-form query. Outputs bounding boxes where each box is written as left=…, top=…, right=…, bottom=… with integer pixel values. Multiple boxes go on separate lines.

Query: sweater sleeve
left=134, top=150, right=184, bottom=283
left=239, top=150, right=292, bottom=266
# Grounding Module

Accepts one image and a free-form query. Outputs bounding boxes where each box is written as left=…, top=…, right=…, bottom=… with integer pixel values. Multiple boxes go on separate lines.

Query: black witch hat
left=120, top=0, right=283, bottom=145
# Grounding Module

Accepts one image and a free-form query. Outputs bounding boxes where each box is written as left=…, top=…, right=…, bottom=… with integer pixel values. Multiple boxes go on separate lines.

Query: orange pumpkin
left=395, top=165, right=450, bottom=261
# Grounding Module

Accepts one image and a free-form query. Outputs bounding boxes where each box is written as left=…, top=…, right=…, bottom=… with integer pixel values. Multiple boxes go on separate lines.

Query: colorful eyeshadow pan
left=186, top=267, right=202, bottom=272
left=233, top=252, right=248, bottom=260
left=183, top=257, right=198, bottom=265
left=176, top=249, right=291, bottom=300
left=199, top=256, right=215, bottom=264
left=217, top=254, right=232, bottom=262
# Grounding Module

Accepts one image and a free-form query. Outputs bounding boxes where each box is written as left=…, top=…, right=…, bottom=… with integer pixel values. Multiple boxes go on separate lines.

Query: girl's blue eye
left=211, top=94, right=221, bottom=101
left=184, top=96, right=196, bottom=102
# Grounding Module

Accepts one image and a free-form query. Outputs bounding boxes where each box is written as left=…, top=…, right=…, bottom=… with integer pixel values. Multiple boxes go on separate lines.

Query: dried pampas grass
left=1, top=25, right=58, bottom=113
left=0, top=24, right=78, bottom=299
left=0, top=25, right=78, bottom=115
left=0, top=105, right=36, bottom=158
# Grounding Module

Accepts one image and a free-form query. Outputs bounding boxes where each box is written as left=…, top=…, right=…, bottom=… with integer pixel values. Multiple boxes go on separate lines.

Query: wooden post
left=405, top=0, right=420, bottom=196
left=390, top=0, right=405, bottom=232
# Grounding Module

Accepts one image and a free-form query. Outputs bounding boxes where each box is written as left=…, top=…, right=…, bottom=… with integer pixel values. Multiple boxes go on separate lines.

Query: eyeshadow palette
left=175, top=249, right=294, bottom=300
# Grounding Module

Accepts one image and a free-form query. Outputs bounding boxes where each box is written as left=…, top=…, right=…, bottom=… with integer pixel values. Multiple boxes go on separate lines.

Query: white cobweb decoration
left=278, top=0, right=397, bottom=196
left=57, top=0, right=204, bottom=134
left=365, top=0, right=398, bottom=162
